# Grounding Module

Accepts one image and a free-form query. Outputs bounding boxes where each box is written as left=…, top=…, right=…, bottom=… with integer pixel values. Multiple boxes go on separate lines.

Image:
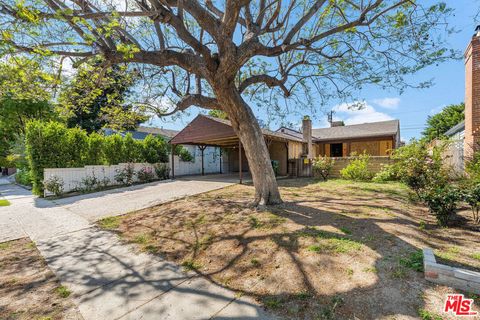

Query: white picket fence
left=43, top=146, right=225, bottom=196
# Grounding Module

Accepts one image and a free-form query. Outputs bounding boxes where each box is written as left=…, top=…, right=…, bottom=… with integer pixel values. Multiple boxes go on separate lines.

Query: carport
left=169, top=115, right=303, bottom=183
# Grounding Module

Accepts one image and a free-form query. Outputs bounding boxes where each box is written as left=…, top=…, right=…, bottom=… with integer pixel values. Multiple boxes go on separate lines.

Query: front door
left=330, top=143, right=343, bottom=157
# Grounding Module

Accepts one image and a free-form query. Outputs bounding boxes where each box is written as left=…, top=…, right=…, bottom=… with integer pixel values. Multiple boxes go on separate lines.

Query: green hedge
left=25, top=121, right=171, bottom=195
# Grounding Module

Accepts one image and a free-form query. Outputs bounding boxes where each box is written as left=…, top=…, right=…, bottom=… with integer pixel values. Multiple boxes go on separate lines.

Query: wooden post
left=171, top=144, right=175, bottom=179
left=239, top=141, right=243, bottom=184
left=219, top=148, right=222, bottom=174
left=285, top=142, right=289, bottom=176
left=199, top=145, right=206, bottom=176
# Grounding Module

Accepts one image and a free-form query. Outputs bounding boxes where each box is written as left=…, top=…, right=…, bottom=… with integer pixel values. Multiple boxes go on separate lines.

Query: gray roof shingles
left=311, top=119, right=399, bottom=142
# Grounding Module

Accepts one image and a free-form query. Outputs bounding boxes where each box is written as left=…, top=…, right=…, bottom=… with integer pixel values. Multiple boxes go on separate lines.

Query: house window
left=330, top=143, right=343, bottom=157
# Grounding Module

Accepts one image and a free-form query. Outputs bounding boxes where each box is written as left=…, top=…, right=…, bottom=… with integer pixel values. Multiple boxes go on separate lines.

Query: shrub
left=84, top=132, right=104, bottom=165
left=421, top=185, right=460, bottom=226
left=271, top=160, right=279, bottom=176
left=26, top=121, right=70, bottom=195
left=312, top=156, right=335, bottom=180
left=142, top=135, right=169, bottom=163
left=15, top=169, right=32, bottom=186
left=372, top=164, right=399, bottom=182
left=154, top=163, right=169, bottom=180
left=175, top=145, right=194, bottom=162
left=64, top=127, right=88, bottom=167
left=340, top=152, right=373, bottom=181
left=44, top=176, right=64, bottom=196
left=461, top=183, right=480, bottom=224
left=122, top=133, right=142, bottom=163
left=390, top=140, right=447, bottom=196
left=466, top=151, right=480, bottom=180
left=114, top=164, right=136, bottom=185
left=137, top=166, right=155, bottom=183
left=79, top=174, right=100, bottom=192
left=103, top=134, right=124, bottom=165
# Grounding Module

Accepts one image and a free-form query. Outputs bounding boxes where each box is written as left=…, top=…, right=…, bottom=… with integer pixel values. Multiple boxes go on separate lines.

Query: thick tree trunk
left=214, top=84, right=282, bottom=206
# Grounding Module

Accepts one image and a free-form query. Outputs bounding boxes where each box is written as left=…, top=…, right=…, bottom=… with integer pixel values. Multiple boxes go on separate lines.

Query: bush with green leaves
left=25, top=120, right=171, bottom=195
left=461, top=183, right=480, bottom=224
left=340, top=152, right=373, bottom=181
left=372, top=164, right=399, bottom=183
left=43, top=176, right=64, bottom=197
left=142, top=135, right=169, bottom=163
left=421, top=185, right=460, bottom=226
left=390, top=140, right=447, bottom=196
left=15, top=169, right=32, bottom=186
left=174, top=145, right=194, bottom=162
left=466, top=151, right=480, bottom=180
left=137, top=166, right=155, bottom=183
left=114, top=164, right=136, bottom=185
left=312, top=156, right=335, bottom=180
left=154, top=163, right=169, bottom=180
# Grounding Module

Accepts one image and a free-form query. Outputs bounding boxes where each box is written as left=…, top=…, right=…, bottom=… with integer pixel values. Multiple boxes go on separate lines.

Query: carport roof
left=170, top=114, right=303, bottom=146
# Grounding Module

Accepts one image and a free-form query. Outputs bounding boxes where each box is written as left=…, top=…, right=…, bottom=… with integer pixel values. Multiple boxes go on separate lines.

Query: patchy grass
left=98, top=216, right=122, bottom=229
left=55, top=285, right=71, bottom=298
left=0, top=199, right=10, bottom=206
left=0, top=238, right=80, bottom=319
left=104, top=178, right=480, bottom=319
left=418, top=308, right=443, bottom=320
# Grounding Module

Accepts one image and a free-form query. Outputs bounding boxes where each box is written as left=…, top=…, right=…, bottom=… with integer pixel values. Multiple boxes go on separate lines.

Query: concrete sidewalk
left=0, top=177, right=275, bottom=320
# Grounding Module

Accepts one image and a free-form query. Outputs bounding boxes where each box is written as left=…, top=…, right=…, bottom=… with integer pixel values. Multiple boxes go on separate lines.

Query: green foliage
left=25, top=121, right=170, bottom=195
left=372, top=164, right=399, bottom=182
left=466, top=151, right=480, bottom=180
left=114, top=164, right=136, bottom=186
left=340, top=152, right=373, bottom=181
left=312, top=156, right=335, bottom=180
left=271, top=160, right=279, bottom=176
left=399, top=250, right=424, bottom=272
left=0, top=199, right=10, bottom=206
left=43, top=176, right=64, bottom=196
left=461, top=183, right=480, bottom=224
left=390, top=140, right=447, bottom=195
left=103, top=134, right=124, bottom=165
left=174, top=145, right=194, bottom=162
left=418, top=309, right=443, bottom=320
left=137, top=166, right=155, bottom=183
left=207, top=109, right=228, bottom=119
left=57, top=59, right=147, bottom=133
left=142, top=135, right=169, bottom=163
left=15, top=169, right=32, bottom=186
left=422, top=103, right=464, bottom=141
left=421, top=185, right=460, bottom=227
left=154, top=163, right=169, bottom=180
left=122, top=133, right=142, bottom=163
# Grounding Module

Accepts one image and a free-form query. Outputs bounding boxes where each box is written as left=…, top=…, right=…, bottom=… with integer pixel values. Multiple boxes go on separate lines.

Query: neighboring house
left=104, top=126, right=179, bottom=141
left=170, top=114, right=400, bottom=177
left=444, top=121, right=465, bottom=141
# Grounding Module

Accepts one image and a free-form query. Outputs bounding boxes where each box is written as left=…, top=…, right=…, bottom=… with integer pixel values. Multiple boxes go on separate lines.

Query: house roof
left=311, top=119, right=400, bottom=142
left=444, top=121, right=465, bottom=137
left=104, top=126, right=179, bottom=141
left=170, top=114, right=304, bottom=146
left=202, top=115, right=304, bottom=142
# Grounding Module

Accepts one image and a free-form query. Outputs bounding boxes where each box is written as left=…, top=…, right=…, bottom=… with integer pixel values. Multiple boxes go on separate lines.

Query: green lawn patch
left=98, top=216, right=122, bottom=229
left=0, top=199, right=11, bottom=206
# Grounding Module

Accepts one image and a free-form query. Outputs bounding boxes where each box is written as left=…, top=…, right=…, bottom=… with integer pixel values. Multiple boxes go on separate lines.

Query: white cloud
left=372, top=97, right=400, bottom=109
left=333, top=101, right=393, bottom=125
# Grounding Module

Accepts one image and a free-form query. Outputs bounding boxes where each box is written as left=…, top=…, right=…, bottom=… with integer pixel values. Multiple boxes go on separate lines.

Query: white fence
left=44, top=146, right=225, bottom=196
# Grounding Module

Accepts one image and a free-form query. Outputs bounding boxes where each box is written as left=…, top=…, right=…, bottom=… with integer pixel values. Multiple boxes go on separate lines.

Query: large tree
left=422, top=103, right=464, bottom=142
left=58, top=59, right=149, bottom=133
left=0, top=0, right=454, bottom=205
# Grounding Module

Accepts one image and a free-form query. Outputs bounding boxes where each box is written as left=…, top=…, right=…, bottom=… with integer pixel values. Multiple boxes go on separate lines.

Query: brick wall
left=464, top=35, right=480, bottom=158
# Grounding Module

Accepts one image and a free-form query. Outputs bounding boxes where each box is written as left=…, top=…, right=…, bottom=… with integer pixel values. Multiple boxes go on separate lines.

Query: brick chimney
left=302, top=116, right=313, bottom=159
left=465, top=26, right=480, bottom=158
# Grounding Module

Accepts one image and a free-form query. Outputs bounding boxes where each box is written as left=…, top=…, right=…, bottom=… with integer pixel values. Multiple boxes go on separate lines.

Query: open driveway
left=0, top=175, right=273, bottom=320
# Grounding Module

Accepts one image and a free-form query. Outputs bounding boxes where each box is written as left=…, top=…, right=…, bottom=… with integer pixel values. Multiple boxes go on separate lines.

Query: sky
left=146, top=1, right=478, bottom=142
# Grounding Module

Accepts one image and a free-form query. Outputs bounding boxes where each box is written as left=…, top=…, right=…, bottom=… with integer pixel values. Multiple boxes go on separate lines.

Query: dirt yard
left=100, top=178, right=480, bottom=320
left=0, top=238, right=82, bottom=320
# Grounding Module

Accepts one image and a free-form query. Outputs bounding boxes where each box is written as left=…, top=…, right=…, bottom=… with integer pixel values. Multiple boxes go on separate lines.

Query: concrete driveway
left=0, top=175, right=274, bottom=320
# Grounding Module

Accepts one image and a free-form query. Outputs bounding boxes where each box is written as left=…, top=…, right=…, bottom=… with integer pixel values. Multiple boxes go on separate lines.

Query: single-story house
left=170, top=114, right=400, bottom=178
left=104, top=126, right=179, bottom=141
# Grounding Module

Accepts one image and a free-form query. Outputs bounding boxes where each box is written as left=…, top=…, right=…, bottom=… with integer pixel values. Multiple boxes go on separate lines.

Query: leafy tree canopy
left=57, top=59, right=149, bottom=133
left=422, top=103, right=464, bottom=141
